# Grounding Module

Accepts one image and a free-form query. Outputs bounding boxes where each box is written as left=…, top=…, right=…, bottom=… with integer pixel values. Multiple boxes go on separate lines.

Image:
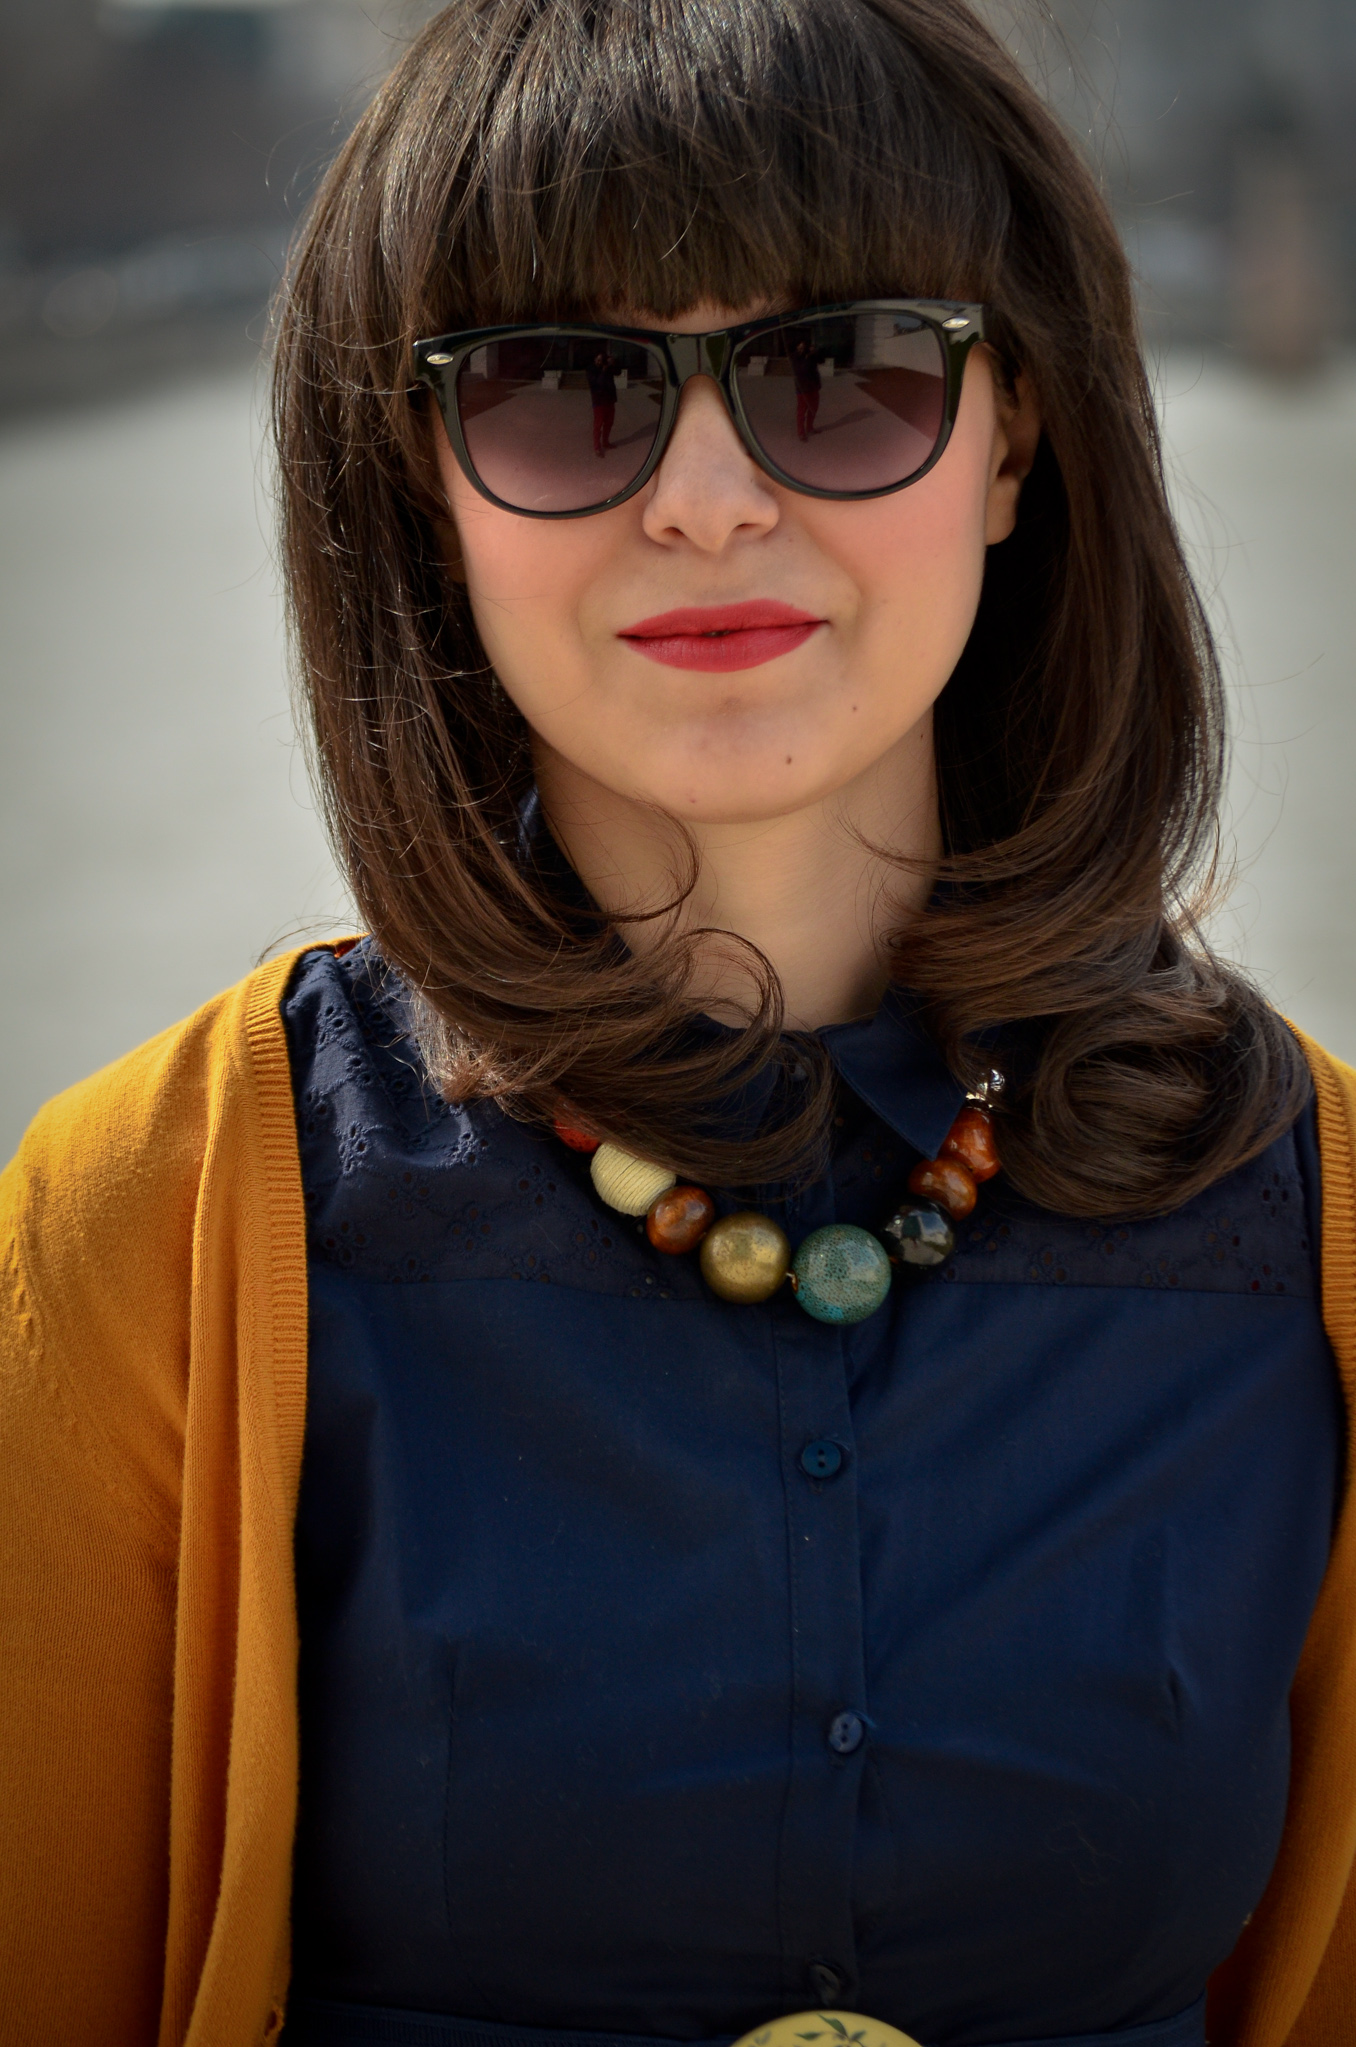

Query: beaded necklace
left=553, top=1098, right=1000, bottom=1327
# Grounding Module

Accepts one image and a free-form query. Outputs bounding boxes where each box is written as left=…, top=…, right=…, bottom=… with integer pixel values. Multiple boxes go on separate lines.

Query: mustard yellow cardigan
left=3, top=950, right=1356, bottom=2047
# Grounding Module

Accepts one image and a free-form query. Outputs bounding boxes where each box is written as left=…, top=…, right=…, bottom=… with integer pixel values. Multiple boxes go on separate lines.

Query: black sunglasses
left=413, top=299, right=986, bottom=519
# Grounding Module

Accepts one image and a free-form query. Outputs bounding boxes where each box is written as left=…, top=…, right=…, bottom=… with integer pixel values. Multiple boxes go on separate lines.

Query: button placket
left=772, top=1156, right=869, bottom=2004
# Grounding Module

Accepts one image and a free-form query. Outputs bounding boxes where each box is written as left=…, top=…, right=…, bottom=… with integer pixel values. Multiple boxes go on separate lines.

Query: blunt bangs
left=383, top=0, right=1012, bottom=336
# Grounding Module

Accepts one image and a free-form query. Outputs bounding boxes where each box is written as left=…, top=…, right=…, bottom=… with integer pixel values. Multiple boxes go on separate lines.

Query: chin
left=645, top=765, right=845, bottom=825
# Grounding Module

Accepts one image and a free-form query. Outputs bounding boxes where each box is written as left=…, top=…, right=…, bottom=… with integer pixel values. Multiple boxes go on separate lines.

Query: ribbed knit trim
left=1304, top=1031, right=1356, bottom=1408
left=242, top=951, right=315, bottom=1480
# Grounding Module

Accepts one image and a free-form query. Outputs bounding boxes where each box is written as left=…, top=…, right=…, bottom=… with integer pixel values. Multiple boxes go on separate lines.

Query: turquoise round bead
left=792, top=1224, right=893, bottom=1325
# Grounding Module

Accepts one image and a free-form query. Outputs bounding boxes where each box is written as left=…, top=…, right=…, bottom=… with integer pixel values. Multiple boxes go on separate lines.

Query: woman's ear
left=984, top=363, right=1041, bottom=546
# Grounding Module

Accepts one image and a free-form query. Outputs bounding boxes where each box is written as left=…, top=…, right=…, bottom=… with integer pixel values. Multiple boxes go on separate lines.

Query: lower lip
left=620, top=621, right=823, bottom=671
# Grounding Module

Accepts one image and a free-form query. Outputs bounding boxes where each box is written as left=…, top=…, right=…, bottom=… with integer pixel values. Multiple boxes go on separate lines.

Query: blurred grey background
left=2, top=0, right=1355, bottom=1160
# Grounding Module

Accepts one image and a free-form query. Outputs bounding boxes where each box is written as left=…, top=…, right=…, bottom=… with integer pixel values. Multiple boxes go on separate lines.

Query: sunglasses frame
left=412, top=299, right=987, bottom=519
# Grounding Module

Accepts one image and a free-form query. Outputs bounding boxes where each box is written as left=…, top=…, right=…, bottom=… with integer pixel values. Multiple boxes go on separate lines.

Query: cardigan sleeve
left=0, top=1015, right=210, bottom=2046
left=0, top=952, right=311, bottom=2047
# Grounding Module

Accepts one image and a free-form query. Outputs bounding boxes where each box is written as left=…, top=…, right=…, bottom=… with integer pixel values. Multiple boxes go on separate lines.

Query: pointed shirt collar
left=820, top=984, right=967, bottom=1161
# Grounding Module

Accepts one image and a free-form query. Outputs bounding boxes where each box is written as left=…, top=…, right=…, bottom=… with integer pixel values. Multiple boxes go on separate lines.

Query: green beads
left=792, top=1224, right=893, bottom=1325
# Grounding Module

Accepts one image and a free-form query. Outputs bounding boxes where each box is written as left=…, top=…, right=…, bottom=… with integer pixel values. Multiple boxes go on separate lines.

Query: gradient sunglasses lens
left=453, top=334, right=667, bottom=512
left=733, top=312, right=947, bottom=493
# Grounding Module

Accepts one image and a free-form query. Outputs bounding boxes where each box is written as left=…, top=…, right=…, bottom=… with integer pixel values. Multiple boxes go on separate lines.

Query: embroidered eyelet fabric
left=285, top=940, right=1340, bottom=2047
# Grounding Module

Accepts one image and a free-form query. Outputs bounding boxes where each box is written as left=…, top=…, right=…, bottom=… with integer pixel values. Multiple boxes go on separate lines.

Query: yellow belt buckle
left=731, top=2015, right=922, bottom=2047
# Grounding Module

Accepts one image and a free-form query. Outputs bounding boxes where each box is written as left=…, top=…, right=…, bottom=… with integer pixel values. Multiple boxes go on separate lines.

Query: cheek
left=443, top=466, right=615, bottom=681
left=821, top=356, right=998, bottom=663
left=822, top=439, right=991, bottom=644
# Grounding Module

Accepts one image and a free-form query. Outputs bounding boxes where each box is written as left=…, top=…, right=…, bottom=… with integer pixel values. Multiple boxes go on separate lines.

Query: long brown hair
left=272, top=0, right=1306, bottom=1217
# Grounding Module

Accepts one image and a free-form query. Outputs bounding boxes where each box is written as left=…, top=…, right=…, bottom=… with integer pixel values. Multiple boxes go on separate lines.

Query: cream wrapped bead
left=589, top=1142, right=677, bottom=1216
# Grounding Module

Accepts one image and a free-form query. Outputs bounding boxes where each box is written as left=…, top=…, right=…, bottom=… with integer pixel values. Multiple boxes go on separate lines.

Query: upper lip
left=619, top=600, right=824, bottom=638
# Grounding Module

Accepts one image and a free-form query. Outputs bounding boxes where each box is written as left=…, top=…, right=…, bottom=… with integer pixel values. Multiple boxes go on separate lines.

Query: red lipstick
left=618, top=600, right=825, bottom=671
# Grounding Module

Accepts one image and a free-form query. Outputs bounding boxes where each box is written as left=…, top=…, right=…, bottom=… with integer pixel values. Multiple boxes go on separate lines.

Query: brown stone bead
left=941, top=1104, right=1001, bottom=1182
left=646, top=1185, right=717, bottom=1254
left=908, top=1155, right=978, bottom=1220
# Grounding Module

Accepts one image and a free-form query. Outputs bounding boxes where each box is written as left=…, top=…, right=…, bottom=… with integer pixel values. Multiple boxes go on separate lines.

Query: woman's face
left=434, top=305, right=1038, bottom=829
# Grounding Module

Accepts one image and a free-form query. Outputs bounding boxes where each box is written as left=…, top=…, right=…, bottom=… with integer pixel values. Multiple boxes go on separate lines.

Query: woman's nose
left=640, top=376, right=781, bottom=550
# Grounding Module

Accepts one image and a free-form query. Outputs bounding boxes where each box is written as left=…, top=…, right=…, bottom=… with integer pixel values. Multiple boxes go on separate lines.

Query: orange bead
left=553, top=1114, right=601, bottom=1154
left=646, top=1185, right=716, bottom=1254
left=908, top=1155, right=978, bottom=1219
left=941, top=1104, right=1001, bottom=1182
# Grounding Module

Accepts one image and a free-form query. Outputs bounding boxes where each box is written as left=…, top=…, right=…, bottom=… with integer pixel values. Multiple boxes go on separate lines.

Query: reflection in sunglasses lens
left=733, top=314, right=946, bottom=492
left=456, top=336, right=667, bottom=512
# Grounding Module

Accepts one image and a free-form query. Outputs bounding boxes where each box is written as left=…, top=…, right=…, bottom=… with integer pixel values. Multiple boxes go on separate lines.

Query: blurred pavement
left=0, top=368, right=351, bottom=1162
left=1, top=353, right=1355, bottom=1162
left=1159, top=352, right=1356, bottom=1063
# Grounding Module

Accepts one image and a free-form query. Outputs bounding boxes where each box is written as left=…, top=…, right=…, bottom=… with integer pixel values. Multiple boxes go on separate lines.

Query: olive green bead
left=700, top=1211, right=791, bottom=1303
left=792, top=1223, right=893, bottom=1325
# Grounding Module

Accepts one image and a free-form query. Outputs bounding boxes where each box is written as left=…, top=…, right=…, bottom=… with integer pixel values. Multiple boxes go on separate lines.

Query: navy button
left=799, top=1438, right=844, bottom=1480
left=827, top=1710, right=865, bottom=1755
left=807, top=1961, right=844, bottom=2001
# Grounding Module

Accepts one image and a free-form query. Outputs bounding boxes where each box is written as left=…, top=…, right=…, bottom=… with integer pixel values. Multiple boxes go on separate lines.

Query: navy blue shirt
left=284, top=941, right=1341, bottom=2047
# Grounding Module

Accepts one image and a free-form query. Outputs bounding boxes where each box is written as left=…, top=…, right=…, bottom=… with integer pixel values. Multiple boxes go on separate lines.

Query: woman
left=791, top=337, right=823, bottom=440
left=4, top=2, right=1356, bottom=2045
left=587, top=346, right=621, bottom=456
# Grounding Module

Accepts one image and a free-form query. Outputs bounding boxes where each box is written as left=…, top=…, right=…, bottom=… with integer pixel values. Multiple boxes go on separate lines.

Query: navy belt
left=283, top=1994, right=1207, bottom=2047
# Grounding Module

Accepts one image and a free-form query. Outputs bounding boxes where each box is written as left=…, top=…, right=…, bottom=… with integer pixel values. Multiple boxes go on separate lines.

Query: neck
left=534, top=715, right=940, bottom=1031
